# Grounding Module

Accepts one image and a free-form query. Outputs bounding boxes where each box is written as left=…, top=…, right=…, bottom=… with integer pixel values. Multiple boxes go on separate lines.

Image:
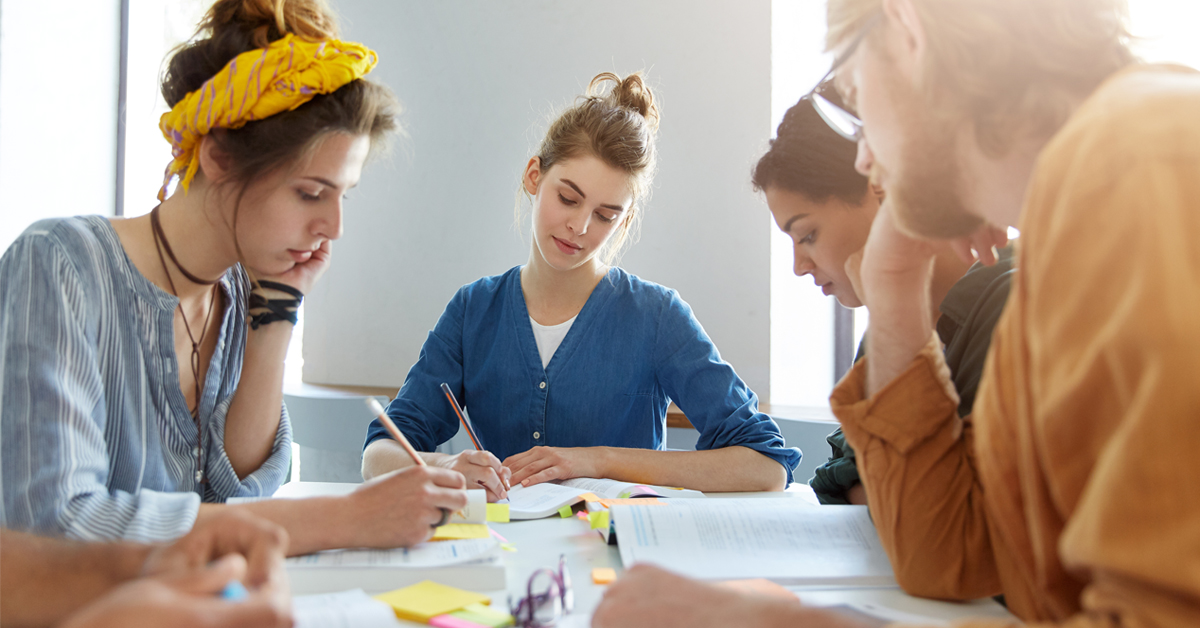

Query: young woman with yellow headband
left=0, top=0, right=468, bottom=554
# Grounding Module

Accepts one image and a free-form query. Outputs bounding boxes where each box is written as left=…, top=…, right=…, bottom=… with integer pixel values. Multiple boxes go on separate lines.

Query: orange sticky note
left=596, top=498, right=664, bottom=508
left=576, top=492, right=601, bottom=503
left=718, top=578, right=798, bottom=601
left=591, top=568, right=617, bottom=585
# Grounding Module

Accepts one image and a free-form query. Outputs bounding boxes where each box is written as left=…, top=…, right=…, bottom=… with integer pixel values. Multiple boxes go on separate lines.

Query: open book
left=612, top=499, right=896, bottom=588
left=503, top=478, right=705, bottom=520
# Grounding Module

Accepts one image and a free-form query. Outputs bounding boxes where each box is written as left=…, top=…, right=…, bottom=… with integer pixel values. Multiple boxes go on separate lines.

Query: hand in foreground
left=348, top=465, right=469, bottom=547
left=61, top=554, right=291, bottom=628
left=593, top=565, right=871, bottom=628
left=144, top=508, right=289, bottom=598
left=503, top=446, right=602, bottom=487
left=439, top=449, right=512, bottom=501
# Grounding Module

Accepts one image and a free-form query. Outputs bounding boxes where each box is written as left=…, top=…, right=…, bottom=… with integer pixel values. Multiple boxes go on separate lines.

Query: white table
left=275, top=482, right=1014, bottom=626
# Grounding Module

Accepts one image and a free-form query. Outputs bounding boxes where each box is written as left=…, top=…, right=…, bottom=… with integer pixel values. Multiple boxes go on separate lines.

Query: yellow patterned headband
left=158, top=33, right=378, bottom=201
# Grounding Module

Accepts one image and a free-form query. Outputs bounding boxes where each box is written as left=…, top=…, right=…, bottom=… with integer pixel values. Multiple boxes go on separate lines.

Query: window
left=767, top=0, right=1199, bottom=409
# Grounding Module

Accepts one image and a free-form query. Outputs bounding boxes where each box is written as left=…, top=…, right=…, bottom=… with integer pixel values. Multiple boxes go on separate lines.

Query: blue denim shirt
left=365, top=266, right=800, bottom=484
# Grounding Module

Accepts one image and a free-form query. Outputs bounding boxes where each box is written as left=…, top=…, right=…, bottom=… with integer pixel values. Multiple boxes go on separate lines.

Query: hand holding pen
left=440, top=383, right=513, bottom=501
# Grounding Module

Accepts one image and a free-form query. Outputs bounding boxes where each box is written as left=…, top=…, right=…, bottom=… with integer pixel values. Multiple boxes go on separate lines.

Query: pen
left=220, top=580, right=248, bottom=602
left=365, top=398, right=453, bottom=527
left=439, top=383, right=510, bottom=492
left=440, top=382, right=483, bottom=451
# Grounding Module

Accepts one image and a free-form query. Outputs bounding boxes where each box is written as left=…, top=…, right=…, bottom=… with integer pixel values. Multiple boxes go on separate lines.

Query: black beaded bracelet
left=248, top=280, right=304, bottom=329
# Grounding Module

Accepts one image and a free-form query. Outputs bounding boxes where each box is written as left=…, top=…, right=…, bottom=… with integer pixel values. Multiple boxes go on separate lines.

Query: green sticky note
left=589, top=510, right=610, bottom=530
left=558, top=505, right=573, bottom=518
left=486, top=503, right=510, bottom=523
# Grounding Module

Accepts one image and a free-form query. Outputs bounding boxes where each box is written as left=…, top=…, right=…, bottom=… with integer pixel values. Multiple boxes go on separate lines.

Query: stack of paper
left=287, top=537, right=505, bottom=595
left=612, top=499, right=896, bottom=587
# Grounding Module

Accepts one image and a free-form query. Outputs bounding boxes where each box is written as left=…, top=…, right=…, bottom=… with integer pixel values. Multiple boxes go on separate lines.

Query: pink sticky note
left=430, top=614, right=489, bottom=628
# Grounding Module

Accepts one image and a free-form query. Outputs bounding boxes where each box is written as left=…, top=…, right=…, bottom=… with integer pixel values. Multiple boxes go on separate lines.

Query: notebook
left=286, top=537, right=506, bottom=595
left=503, top=478, right=704, bottom=520
left=612, top=499, right=896, bottom=587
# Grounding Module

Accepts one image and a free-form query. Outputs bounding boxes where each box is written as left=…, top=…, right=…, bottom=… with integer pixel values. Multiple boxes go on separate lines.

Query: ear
left=522, top=157, right=541, bottom=196
left=880, top=0, right=927, bottom=79
left=196, top=133, right=234, bottom=185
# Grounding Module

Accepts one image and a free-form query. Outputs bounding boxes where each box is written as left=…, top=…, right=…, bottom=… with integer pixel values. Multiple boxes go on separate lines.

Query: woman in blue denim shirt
left=362, top=72, right=800, bottom=500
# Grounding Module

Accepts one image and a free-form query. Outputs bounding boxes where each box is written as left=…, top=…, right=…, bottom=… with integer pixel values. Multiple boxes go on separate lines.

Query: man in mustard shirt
left=594, top=0, right=1200, bottom=626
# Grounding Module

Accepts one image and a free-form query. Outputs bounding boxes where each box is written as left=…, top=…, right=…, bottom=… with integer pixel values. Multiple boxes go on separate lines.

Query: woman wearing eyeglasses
left=362, top=71, right=800, bottom=500
left=751, top=87, right=1016, bottom=505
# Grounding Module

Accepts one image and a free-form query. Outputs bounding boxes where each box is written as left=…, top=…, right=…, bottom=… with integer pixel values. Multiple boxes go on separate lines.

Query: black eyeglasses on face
left=801, top=12, right=882, bottom=142
left=509, top=554, right=574, bottom=627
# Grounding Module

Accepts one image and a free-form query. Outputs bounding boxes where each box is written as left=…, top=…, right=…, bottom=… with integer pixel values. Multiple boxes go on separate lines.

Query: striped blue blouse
left=0, top=217, right=291, bottom=542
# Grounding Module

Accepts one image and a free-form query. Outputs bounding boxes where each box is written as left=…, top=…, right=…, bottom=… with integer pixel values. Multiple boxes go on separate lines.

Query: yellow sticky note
left=501, top=542, right=518, bottom=552
left=430, top=523, right=490, bottom=540
left=591, top=567, right=617, bottom=585
left=486, top=503, right=510, bottom=523
left=558, top=505, right=574, bottom=518
left=375, top=581, right=491, bottom=623
left=589, top=510, right=610, bottom=530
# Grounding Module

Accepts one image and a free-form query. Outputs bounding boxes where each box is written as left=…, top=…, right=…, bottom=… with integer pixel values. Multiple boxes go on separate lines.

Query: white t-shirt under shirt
left=530, top=315, right=577, bottom=369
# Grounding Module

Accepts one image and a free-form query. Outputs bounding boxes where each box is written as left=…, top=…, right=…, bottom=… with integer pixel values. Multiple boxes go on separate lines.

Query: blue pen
left=220, top=580, right=248, bottom=602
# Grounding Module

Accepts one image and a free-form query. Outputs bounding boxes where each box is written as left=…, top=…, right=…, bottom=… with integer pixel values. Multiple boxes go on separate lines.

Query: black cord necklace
left=150, top=205, right=220, bottom=484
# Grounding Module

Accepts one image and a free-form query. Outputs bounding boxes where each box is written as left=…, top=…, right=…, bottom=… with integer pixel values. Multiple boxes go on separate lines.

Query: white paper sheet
left=614, top=500, right=896, bottom=587
left=293, top=589, right=401, bottom=628
left=287, top=537, right=499, bottom=569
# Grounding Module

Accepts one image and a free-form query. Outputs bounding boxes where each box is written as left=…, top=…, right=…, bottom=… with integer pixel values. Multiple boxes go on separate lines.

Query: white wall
left=303, top=1, right=775, bottom=399
left=0, top=0, right=121, bottom=249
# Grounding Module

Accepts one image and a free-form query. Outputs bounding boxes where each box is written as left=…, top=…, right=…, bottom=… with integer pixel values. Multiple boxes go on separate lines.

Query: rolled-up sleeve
left=0, top=234, right=200, bottom=542
left=653, top=291, right=800, bottom=484
left=831, top=332, right=1002, bottom=601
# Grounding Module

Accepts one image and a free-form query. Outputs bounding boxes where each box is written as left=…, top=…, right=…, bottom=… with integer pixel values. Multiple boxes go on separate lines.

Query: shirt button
left=193, top=446, right=200, bottom=457
left=195, top=471, right=203, bottom=482
left=539, top=381, right=546, bottom=389
left=533, top=431, right=541, bottom=439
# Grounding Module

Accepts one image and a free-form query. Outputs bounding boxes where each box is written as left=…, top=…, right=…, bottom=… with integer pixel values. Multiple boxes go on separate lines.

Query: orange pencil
left=365, top=398, right=426, bottom=467
left=440, top=383, right=484, bottom=451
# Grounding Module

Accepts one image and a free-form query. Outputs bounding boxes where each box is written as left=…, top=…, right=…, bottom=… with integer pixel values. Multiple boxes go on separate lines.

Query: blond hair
left=522, top=71, right=660, bottom=265
left=827, top=0, right=1135, bottom=155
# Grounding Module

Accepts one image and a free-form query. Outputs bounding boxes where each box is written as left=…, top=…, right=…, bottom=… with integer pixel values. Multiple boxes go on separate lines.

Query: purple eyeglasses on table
left=509, top=554, right=574, bottom=627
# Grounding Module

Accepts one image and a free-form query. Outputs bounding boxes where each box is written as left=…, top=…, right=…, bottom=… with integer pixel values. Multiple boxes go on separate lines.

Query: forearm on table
left=199, top=497, right=354, bottom=557
left=0, top=530, right=152, bottom=628
left=594, top=446, right=786, bottom=492
left=361, top=439, right=448, bottom=480
left=224, top=323, right=291, bottom=479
